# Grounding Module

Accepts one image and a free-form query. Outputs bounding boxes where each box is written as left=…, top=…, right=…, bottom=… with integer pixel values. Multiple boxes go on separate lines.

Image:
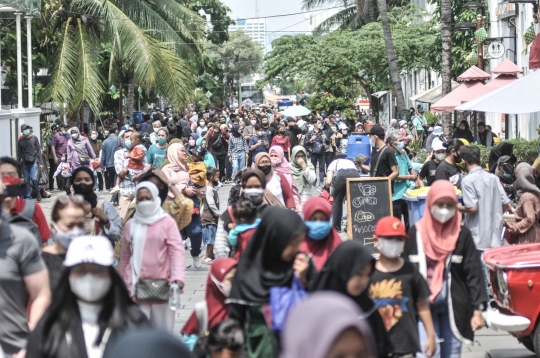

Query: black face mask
left=73, top=183, right=93, bottom=195
left=453, top=153, right=462, bottom=163
left=259, top=165, right=272, bottom=175
left=212, top=180, right=219, bottom=186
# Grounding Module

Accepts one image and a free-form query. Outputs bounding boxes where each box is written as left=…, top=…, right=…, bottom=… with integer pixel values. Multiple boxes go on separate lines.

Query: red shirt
left=128, top=147, right=145, bottom=170
left=10, top=197, right=51, bottom=242
left=270, top=135, right=290, bottom=154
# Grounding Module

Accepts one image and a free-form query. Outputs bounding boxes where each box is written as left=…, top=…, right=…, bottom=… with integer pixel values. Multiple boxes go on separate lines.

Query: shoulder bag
left=73, top=141, right=91, bottom=165
left=372, top=145, right=389, bottom=177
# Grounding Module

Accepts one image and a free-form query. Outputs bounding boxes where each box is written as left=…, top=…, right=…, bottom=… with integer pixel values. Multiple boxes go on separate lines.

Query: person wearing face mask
left=145, top=128, right=169, bottom=171
left=89, top=130, right=105, bottom=192
left=71, top=167, right=122, bottom=243
left=248, top=123, right=269, bottom=164
left=227, top=125, right=249, bottom=182
left=42, top=195, right=86, bottom=289
left=290, top=146, right=317, bottom=205
left=119, top=182, right=185, bottom=332
left=404, top=180, right=487, bottom=358
left=370, top=216, right=437, bottom=358
left=311, top=241, right=391, bottom=358
left=196, top=137, right=217, bottom=169
left=434, top=139, right=464, bottom=188
left=181, top=258, right=238, bottom=348
left=306, top=119, right=329, bottom=186
left=17, top=124, right=45, bottom=201
left=67, top=127, right=96, bottom=172
left=254, top=152, right=296, bottom=210
left=27, top=236, right=149, bottom=358
left=417, top=141, right=446, bottom=188
left=260, top=116, right=276, bottom=142
left=148, top=120, right=163, bottom=145
left=270, top=124, right=291, bottom=161
left=196, top=119, right=208, bottom=137
left=389, top=133, right=416, bottom=231
left=458, top=145, right=511, bottom=255
left=495, top=156, right=516, bottom=201
left=228, top=207, right=308, bottom=357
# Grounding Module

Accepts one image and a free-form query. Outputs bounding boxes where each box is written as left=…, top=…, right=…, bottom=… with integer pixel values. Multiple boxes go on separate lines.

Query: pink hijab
left=416, top=180, right=461, bottom=303
left=270, top=145, right=292, bottom=175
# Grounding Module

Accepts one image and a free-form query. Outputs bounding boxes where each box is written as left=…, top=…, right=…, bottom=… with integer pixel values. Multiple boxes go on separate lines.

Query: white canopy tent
left=456, top=70, right=540, bottom=114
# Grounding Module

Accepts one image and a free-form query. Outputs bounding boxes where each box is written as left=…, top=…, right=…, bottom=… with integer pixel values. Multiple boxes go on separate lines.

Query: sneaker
left=202, top=258, right=214, bottom=265
left=110, top=186, right=120, bottom=195
left=36, top=192, right=42, bottom=202
left=192, top=256, right=202, bottom=269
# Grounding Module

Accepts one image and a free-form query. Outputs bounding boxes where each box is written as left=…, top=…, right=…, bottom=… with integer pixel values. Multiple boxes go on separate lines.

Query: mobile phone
left=2, top=176, right=26, bottom=197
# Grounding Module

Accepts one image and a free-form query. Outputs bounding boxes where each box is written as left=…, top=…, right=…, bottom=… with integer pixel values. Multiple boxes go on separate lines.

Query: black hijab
left=228, top=207, right=308, bottom=304
left=241, top=168, right=267, bottom=189
left=452, top=120, right=474, bottom=143
left=311, top=241, right=392, bottom=358
left=489, top=142, right=514, bottom=173
left=71, top=166, right=98, bottom=208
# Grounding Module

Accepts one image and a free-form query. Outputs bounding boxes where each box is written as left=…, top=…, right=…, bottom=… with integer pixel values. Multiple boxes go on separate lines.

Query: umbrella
left=283, top=105, right=311, bottom=117
left=430, top=81, right=485, bottom=113
left=455, top=69, right=540, bottom=114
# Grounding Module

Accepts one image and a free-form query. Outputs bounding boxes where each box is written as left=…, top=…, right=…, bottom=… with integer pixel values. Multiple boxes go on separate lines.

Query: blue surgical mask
left=124, top=139, right=133, bottom=149
left=396, top=142, right=405, bottom=151
left=23, top=129, right=30, bottom=136
left=370, top=139, right=376, bottom=148
left=305, top=220, right=332, bottom=240
left=503, top=172, right=513, bottom=179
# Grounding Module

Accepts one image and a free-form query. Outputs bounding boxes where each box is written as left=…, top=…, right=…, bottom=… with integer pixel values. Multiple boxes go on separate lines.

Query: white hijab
left=129, top=182, right=169, bottom=296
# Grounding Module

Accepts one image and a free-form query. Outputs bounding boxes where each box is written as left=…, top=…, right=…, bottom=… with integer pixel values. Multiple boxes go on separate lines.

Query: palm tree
left=376, top=0, right=406, bottom=116
left=41, top=0, right=206, bottom=121
left=440, top=0, right=453, bottom=137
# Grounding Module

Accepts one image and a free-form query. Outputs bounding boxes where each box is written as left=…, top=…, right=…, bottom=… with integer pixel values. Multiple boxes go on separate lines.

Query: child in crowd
left=369, top=216, right=436, bottom=358
left=227, top=169, right=245, bottom=206
left=111, top=132, right=146, bottom=194
left=202, top=168, right=220, bottom=264
left=188, top=145, right=207, bottom=215
left=226, top=198, right=260, bottom=259
left=53, top=153, right=72, bottom=194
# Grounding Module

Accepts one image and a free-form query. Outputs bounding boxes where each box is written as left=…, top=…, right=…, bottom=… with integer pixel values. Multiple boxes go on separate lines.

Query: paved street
left=38, top=186, right=533, bottom=357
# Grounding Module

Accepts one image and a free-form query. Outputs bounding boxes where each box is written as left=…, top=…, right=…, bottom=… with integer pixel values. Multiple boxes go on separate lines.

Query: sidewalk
left=38, top=187, right=532, bottom=356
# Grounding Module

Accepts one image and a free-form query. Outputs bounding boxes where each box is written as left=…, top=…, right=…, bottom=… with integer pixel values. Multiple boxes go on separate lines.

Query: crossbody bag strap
left=372, top=145, right=388, bottom=177
left=195, top=301, right=209, bottom=335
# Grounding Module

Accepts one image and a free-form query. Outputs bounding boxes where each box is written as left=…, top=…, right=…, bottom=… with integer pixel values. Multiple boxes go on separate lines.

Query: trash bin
left=403, top=194, right=463, bottom=228
left=133, top=111, right=143, bottom=124
left=347, top=133, right=371, bottom=165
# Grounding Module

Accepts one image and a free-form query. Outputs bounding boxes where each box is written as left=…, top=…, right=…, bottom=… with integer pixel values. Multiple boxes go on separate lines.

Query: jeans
left=182, top=214, right=203, bottom=257
left=325, top=151, right=335, bottom=170
left=393, top=199, right=410, bottom=232
left=48, top=159, right=58, bottom=190
left=226, top=155, right=233, bottom=181
left=231, top=155, right=245, bottom=182
left=332, top=169, right=360, bottom=231
left=417, top=308, right=462, bottom=358
left=94, top=170, right=104, bottom=191
left=310, top=153, right=326, bottom=185
left=216, top=154, right=227, bottom=181
left=22, top=162, right=39, bottom=198
left=105, top=167, right=116, bottom=190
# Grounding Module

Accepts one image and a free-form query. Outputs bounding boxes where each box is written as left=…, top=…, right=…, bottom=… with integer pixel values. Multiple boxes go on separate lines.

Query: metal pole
left=504, top=113, right=509, bottom=140
left=15, top=13, right=23, bottom=109
left=26, top=16, right=32, bottom=108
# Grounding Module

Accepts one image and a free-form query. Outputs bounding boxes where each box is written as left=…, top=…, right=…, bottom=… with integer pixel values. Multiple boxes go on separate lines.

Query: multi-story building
left=229, top=18, right=267, bottom=53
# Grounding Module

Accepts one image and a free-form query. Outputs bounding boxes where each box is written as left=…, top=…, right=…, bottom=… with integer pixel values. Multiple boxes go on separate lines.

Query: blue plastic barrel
left=347, top=133, right=371, bottom=165
left=133, top=111, right=143, bottom=124
left=403, top=194, right=463, bottom=228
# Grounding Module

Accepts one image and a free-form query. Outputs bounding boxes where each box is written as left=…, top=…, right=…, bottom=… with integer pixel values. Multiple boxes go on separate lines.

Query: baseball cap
left=190, top=145, right=207, bottom=158
left=338, top=122, right=348, bottom=130
left=366, top=125, right=385, bottom=138
left=64, top=236, right=115, bottom=267
left=432, top=140, right=445, bottom=152
left=51, top=124, right=59, bottom=131
left=433, top=126, right=443, bottom=136
left=374, top=216, right=410, bottom=239
left=21, top=124, right=30, bottom=130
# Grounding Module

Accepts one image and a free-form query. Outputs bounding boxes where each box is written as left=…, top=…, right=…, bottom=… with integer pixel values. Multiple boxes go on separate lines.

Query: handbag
left=91, top=161, right=101, bottom=170
left=269, top=276, right=307, bottom=332
left=135, top=279, right=170, bottom=302
left=312, top=141, right=323, bottom=154
left=38, top=170, right=48, bottom=186
left=79, top=155, right=91, bottom=165
left=319, top=188, right=334, bottom=206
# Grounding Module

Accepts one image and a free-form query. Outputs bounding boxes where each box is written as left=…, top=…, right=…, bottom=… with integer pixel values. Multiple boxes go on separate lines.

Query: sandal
left=202, top=258, right=214, bottom=265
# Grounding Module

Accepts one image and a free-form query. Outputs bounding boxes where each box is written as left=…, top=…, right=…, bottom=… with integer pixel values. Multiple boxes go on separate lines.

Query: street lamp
left=456, top=2, right=487, bottom=70
left=462, top=1, right=486, bottom=15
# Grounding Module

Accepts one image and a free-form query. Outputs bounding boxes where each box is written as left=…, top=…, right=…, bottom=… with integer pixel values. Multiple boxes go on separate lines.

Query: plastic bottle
left=169, top=283, right=180, bottom=311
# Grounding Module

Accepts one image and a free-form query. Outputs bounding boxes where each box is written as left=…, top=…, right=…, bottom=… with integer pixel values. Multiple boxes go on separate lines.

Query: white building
left=229, top=18, right=267, bottom=53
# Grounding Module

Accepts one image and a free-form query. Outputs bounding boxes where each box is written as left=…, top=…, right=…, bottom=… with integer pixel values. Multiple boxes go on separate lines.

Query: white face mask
left=430, top=207, right=456, bottom=224
left=199, top=122, right=205, bottom=126
left=211, top=274, right=231, bottom=297
left=435, top=153, right=446, bottom=161
left=52, top=223, right=85, bottom=248
left=377, top=238, right=405, bottom=258
left=71, top=133, right=78, bottom=139
left=137, top=200, right=158, bottom=215
left=153, top=127, right=160, bottom=133
left=317, top=123, right=323, bottom=129
left=69, top=274, right=112, bottom=302
left=90, top=135, right=97, bottom=140
left=250, top=120, right=257, bottom=126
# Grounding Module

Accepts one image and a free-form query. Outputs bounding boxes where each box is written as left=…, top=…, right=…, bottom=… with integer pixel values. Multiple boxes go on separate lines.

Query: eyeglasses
left=57, top=194, right=85, bottom=205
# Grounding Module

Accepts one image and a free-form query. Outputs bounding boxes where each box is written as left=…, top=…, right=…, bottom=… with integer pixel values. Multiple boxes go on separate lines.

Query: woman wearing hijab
left=214, top=169, right=269, bottom=259
left=71, top=167, right=122, bottom=242
left=27, top=236, right=149, bottom=358
left=269, top=145, right=301, bottom=211
left=196, top=137, right=217, bottom=168
left=290, top=146, right=317, bottom=205
left=228, top=124, right=249, bottom=181
left=162, top=142, right=204, bottom=268
left=488, top=142, right=515, bottom=173
left=187, top=133, right=199, bottom=153
left=254, top=152, right=296, bottom=210
left=452, top=120, right=474, bottom=144
left=311, top=241, right=390, bottom=358
left=281, top=291, right=376, bottom=358
left=506, top=163, right=540, bottom=244
left=227, top=207, right=308, bottom=358
left=299, top=197, right=342, bottom=271
left=119, top=182, right=185, bottom=333
left=404, top=180, right=487, bottom=358
left=181, top=259, right=237, bottom=348
left=67, top=127, right=96, bottom=171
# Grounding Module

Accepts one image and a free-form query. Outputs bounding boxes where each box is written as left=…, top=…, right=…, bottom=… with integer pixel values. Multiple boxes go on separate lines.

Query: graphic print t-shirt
left=434, top=160, right=462, bottom=188
left=370, top=261, right=430, bottom=355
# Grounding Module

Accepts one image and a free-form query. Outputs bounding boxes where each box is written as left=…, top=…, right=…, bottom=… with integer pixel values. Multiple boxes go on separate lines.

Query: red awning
left=492, top=58, right=523, bottom=75
left=456, top=65, right=492, bottom=81
left=431, top=81, right=486, bottom=113
left=458, top=74, right=517, bottom=106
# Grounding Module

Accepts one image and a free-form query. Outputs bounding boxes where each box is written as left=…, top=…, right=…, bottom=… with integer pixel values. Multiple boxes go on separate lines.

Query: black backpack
left=212, top=133, right=225, bottom=153
left=8, top=199, right=42, bottom=246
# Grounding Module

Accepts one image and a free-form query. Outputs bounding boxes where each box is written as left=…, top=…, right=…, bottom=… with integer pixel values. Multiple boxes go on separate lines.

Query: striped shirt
left=51, top=133, right=70, bottom=159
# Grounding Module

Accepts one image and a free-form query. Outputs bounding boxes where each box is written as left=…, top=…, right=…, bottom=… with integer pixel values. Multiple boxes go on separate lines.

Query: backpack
left=8, top=199, right=42, bottom=246
left=212, top=133, right=224, bottom=153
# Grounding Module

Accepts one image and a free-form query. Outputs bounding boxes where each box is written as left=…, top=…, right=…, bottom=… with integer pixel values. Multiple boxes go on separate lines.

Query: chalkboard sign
left=346, top=177, right=393, bottom=246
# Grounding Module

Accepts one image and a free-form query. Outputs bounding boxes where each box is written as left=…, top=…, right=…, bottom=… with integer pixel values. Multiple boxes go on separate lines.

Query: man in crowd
left=261, top=115, right=276, bottom=142
left=477, top=121, right=496, bottom=149
left=417, top=141, right=446, bottom=187
left=0, top=161, right=51, bottom=357
left=102, top=124, right=119, bottom=191
left=367, top=125, right=398, bottom=180
left=412, top=107, right=428, bottom=140
left=17, top=125, right=44, bottom=201
left=47, top=124, right=59, bottom=192
left=285, top=117, right=303, bottom=149
left=248, top=123, right=269, bottom=164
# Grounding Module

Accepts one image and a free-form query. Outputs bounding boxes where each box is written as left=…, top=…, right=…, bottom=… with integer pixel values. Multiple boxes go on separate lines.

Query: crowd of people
left=2, top=104, right=540, bottom=358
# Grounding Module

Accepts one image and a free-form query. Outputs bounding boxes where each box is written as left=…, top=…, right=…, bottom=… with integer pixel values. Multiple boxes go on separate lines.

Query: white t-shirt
left=267, top=173, right=285, bottom=205
left=327, top=158, right=356, bottom=173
